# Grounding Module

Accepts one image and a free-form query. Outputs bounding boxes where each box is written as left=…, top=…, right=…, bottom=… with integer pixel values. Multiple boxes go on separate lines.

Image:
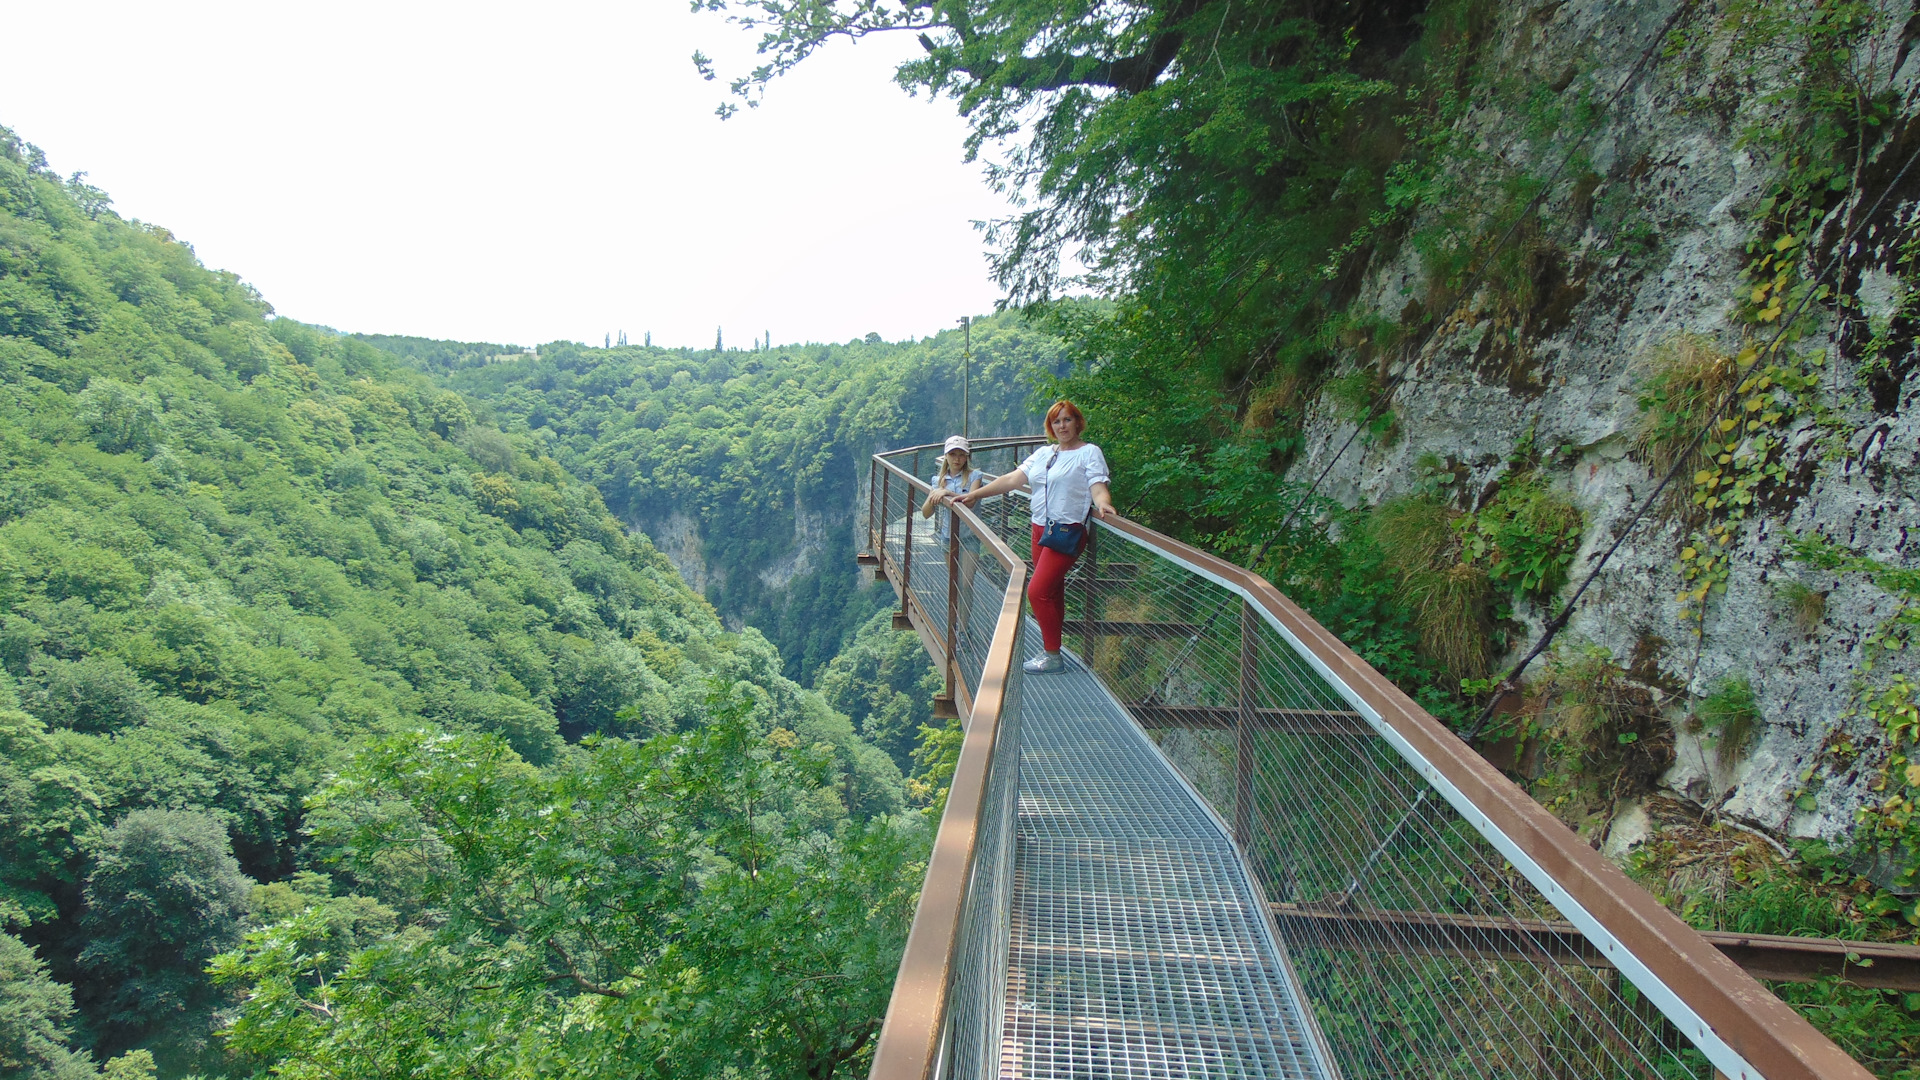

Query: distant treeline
left=346, top=333, right=528, bottom=372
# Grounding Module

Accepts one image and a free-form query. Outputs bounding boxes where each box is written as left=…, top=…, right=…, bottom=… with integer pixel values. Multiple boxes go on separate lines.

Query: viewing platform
left=860, top=437, right=1900, bottom=1080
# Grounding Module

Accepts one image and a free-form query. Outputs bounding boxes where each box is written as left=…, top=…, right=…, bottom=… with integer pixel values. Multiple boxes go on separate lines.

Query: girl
left=951, top=401, right=1114, bottom=672
left=923, top=436, right=986, bottom=638
left=920, top=435, right=984, bottom=538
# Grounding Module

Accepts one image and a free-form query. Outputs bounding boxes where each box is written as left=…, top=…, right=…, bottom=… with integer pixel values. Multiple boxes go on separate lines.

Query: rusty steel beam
left=1268, top=904, right=1920, bottom=991
left=1128, top=703, right=1370, bottom=735
left=1709, top=933, right=1920, bottom=990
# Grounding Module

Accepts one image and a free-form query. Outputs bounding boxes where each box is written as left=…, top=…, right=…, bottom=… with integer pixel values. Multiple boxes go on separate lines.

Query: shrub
left=1634, top=335, right=1739, bottom=486
left=1776, top=579, right=1828, bottom=633
left=1371, top=494, right=1456, bottom=568
left=1523, top=645, right=1669, bottom=834
left=1468, top=475, right=1584, bottom=601
left=1694, top=677, right=1762, bottom=768
left=1372, top=496, right=1493, bottom=682
left=1320, top=366, right=1398, bottom=445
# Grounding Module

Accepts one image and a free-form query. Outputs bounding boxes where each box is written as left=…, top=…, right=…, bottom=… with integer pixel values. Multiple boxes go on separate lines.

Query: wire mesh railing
left=1045, top=501, right=1863, bottom=1080
left=865, top=437, right=1869, bottom=1080
left=865, top=446, right=1029, bottom=1080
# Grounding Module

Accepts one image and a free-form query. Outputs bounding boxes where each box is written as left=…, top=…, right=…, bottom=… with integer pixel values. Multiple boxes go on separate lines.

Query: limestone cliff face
left=633, top=510, right=715, bottom=598
left=1293, top=0, right=1920, bottom=861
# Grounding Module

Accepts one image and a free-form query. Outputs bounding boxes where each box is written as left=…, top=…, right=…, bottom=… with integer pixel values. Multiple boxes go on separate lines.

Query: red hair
left=1045, top=400, right=1086, bottom=441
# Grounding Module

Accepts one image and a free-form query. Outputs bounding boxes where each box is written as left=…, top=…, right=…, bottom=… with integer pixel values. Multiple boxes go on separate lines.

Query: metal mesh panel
left=1051, top=514, right=1719, bottom=1080
left=945, top=625, right=1024, bottom=1080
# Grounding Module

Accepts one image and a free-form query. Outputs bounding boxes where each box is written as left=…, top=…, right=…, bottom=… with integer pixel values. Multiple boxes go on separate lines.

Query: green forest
left=414, top=315, right=1060, bottom=684
left=8, top=0, right=1920, bottom=1074
left=0, top=127, right=952, bottom=1079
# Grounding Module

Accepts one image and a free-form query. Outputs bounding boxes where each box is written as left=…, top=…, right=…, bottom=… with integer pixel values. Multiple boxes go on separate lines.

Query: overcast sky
left=1, top=0, right=1018, bottom=348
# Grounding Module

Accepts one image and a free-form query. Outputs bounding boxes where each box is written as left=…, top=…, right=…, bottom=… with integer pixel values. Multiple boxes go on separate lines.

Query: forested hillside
left=413, top=319, right=1064, bottom=681
left=0, top=127, right=919, bottom=1079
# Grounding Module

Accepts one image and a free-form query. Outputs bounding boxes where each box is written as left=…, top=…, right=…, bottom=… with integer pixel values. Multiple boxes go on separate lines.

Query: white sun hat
left=943, top=435, right=970, bottom=454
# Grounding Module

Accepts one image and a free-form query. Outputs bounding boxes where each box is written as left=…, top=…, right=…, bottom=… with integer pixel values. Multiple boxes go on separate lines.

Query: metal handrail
left=866, top=453, right=1028, bottom=1080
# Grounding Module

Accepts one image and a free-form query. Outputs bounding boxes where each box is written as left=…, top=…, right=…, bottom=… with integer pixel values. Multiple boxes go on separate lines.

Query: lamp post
left=958, top=316, right=971, bottom=438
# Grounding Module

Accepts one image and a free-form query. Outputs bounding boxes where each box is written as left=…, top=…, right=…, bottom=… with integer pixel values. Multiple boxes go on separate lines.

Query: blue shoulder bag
left=1036, top=451, right=1088, bottom=557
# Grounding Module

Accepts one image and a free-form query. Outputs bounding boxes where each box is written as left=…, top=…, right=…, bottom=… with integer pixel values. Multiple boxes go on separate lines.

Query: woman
left=951, top=400, right=1114, bottom=673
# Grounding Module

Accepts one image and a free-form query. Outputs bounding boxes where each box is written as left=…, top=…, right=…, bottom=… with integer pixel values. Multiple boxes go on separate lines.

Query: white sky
left=0, top=0, right=1019, bottom=348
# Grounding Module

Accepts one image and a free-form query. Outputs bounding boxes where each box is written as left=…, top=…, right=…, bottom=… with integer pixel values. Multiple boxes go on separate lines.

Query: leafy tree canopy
left=79, top=810, right=252, bottom=1057
left=212, top=687, right=922, bottom=1080
left=0, top=930, right=98, bottom=1080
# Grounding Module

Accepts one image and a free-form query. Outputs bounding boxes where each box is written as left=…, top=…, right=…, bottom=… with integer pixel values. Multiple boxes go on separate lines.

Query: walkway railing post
left=1236, top=598, right=1255, bottom=849
left=946, top=525, right=960, bottom=703
left=1080, top=522, right=1098, bottom=661
left=868, top=457, right=880, bottom=555
left=881, top=468, right=891, bottom=560
left=899, top=491, right=914, bottom=621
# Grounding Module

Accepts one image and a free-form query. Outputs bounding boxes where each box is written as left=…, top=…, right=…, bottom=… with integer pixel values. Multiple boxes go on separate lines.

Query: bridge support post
left=1236, top=600, right=1256, bottom=848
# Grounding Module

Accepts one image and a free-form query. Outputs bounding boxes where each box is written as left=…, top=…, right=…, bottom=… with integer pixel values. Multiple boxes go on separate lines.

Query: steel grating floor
left=1005, top=630, right=1335, bottom=1080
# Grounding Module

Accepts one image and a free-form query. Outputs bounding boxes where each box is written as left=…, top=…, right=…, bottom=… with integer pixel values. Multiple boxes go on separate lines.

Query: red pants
left=1029, top=524, right=1082, bottom=652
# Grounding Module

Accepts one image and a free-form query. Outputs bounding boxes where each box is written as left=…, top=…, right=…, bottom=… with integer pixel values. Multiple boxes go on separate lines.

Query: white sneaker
left=1023, top=651, right=1065, bottom=674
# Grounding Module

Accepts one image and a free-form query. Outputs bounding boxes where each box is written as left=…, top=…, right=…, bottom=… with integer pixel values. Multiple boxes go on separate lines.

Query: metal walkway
left=1007, top=628, right=1330, bottom=1079
left=896, top=520, right=1327, bottom=1074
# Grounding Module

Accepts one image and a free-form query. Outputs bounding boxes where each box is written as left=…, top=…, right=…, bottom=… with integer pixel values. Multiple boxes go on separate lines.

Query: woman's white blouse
left=1020, top=444, right=1110, bottom=526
